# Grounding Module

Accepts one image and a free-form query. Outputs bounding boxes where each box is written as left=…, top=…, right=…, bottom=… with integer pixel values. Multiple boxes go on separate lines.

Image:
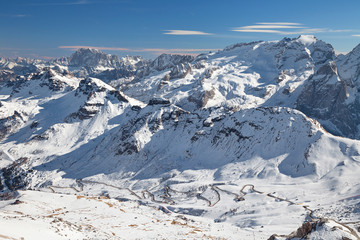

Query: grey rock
left=296, top=61, right=355, bottom=137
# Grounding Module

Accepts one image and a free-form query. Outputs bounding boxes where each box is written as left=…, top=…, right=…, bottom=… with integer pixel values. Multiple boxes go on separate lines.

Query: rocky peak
left=337, top=43, right=360, bottom=86
left=296, top=60, right=353, bottom=137
left=0, top=57, right=42, bottom=77
left=279, top=35, right=335, bottom=66
left=52, top=57, right=69, bottom=66
left=347, top=43, right=360, bottom=57
left=26, top=67, right=75, bottom=92
left=65, top=49, right=148, bottom=81
left=120, top=55, right=147, bottom=68
left=76, top=77, right=113, bottom=95
left=69, top=48, right=121, bottom=68
left=150, top=54, right=195, bottom=71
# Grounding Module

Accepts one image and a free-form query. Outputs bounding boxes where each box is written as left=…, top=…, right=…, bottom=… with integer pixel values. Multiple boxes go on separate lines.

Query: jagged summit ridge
left=68, top=48, right=140, bottom=69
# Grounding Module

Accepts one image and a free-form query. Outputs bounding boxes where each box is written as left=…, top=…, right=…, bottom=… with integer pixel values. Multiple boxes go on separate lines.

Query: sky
left=1, top=0, right=360, bottom=59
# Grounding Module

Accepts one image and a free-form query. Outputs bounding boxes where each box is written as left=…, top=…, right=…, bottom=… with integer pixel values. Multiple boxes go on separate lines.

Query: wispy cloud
left=239, top=25, right=304, bottom=29
left=352, top=35, right=360, bottom=37
left=328, top=29, right=353, bottom=33
left=164, top=52, right=200, bottom=56
left=24, top=54, right=57, bottom=60
left=0, top=14, right=29, bottom=18
left=257, top=22, right=302, bottom=26
left=58, top=45, right=219, bottom=55
left=232, top=22, right=350, bottom=35
left=27, top=0, right=96, bottom=6
left=0, top=48, right=57, bottom=60
left=59, top=46, right=130, bottom=51
left=62, top=0, right=90, bottom=5
left=163, top=30, right=213, bottom=35
left=12, top=14, right=28, bottom=18
left=136, top=48, right=218, bottom=52
left=40, top=56, right=56, bottom=60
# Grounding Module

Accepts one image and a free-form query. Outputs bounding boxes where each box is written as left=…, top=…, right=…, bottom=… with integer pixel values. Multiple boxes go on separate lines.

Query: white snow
left=297, top=35, right=317, bottom=45
left=0, top=36, right=360, bottom=239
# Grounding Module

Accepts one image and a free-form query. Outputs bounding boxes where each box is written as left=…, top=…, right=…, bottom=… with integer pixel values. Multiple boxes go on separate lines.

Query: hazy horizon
left=1, top=0, right=360, bottom=59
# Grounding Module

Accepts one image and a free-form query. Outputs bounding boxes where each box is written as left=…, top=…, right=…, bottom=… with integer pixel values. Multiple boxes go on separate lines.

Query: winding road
left=43, top=180, right=360, bottom=239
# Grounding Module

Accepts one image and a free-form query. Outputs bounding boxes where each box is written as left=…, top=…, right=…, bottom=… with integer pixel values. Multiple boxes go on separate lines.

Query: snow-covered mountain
left=1, top=35, right=360, bottom=239
left=122, top=36, right=332, bottom=110
left=49, top=48, right=149, bottom=81
left=0, top=57, right=46, bottom=82
left=118, top=35, right=360, bottom=140
left=66, top=48, right=146, bottom=70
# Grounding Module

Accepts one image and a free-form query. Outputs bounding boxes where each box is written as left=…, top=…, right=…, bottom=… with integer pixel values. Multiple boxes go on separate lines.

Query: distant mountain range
left=1, top=35, right=360, bottom=239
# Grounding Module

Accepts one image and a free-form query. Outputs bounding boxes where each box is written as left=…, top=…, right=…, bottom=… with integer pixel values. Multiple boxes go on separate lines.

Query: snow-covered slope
left=30, top=105, right=354, bottom=182
left=1, top=36, right=360, bottom=239
left=120, top=35, right=333, bottom=112
left=117, top=35, right=360, bottom=140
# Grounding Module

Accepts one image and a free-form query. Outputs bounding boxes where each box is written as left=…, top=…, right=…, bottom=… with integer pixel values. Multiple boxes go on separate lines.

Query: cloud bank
left=232, top=22, right=350, bottom=35
left=59, top=46, right=130, bottom=51
left=58, top=46, right=219, bottom=55
left=163, top=30, right=213, bottom=35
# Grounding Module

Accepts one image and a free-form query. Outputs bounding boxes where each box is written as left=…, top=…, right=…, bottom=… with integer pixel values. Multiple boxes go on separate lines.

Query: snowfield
left=1, top=35, right=360, bottom=239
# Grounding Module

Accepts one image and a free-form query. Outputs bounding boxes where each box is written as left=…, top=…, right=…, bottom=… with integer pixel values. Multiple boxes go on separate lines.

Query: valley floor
left=1, top=177, right=359, bottom=239
left=0, top=190, right=247, bottom=240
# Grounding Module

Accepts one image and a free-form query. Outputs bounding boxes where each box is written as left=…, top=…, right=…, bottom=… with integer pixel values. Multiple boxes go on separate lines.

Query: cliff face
left=295, top=43, right=360, bottom=138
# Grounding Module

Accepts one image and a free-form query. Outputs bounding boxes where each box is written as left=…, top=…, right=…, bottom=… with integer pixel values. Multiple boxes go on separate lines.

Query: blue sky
left=1, top=0, right=360, bottom=59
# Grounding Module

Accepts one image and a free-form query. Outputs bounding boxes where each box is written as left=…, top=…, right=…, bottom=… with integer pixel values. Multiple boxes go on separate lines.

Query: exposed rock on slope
left=150, top=54, right=195, bottom=72
left=121, top=35, right=336, bottom=112
left=296, top=61, right=354, bottom=137
left=0, top=110, right=25, bottom=141
left=1, top=36, right=360, bottom=239
left=51, top=48, right=148, bottom=81
left=10, top=104, right=358, bottom=185
left=68, top=48, right=122, bottom=68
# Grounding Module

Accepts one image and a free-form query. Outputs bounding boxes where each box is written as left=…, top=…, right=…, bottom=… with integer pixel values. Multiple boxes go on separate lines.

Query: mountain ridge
left=1, top=35, right=360, bottom=239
